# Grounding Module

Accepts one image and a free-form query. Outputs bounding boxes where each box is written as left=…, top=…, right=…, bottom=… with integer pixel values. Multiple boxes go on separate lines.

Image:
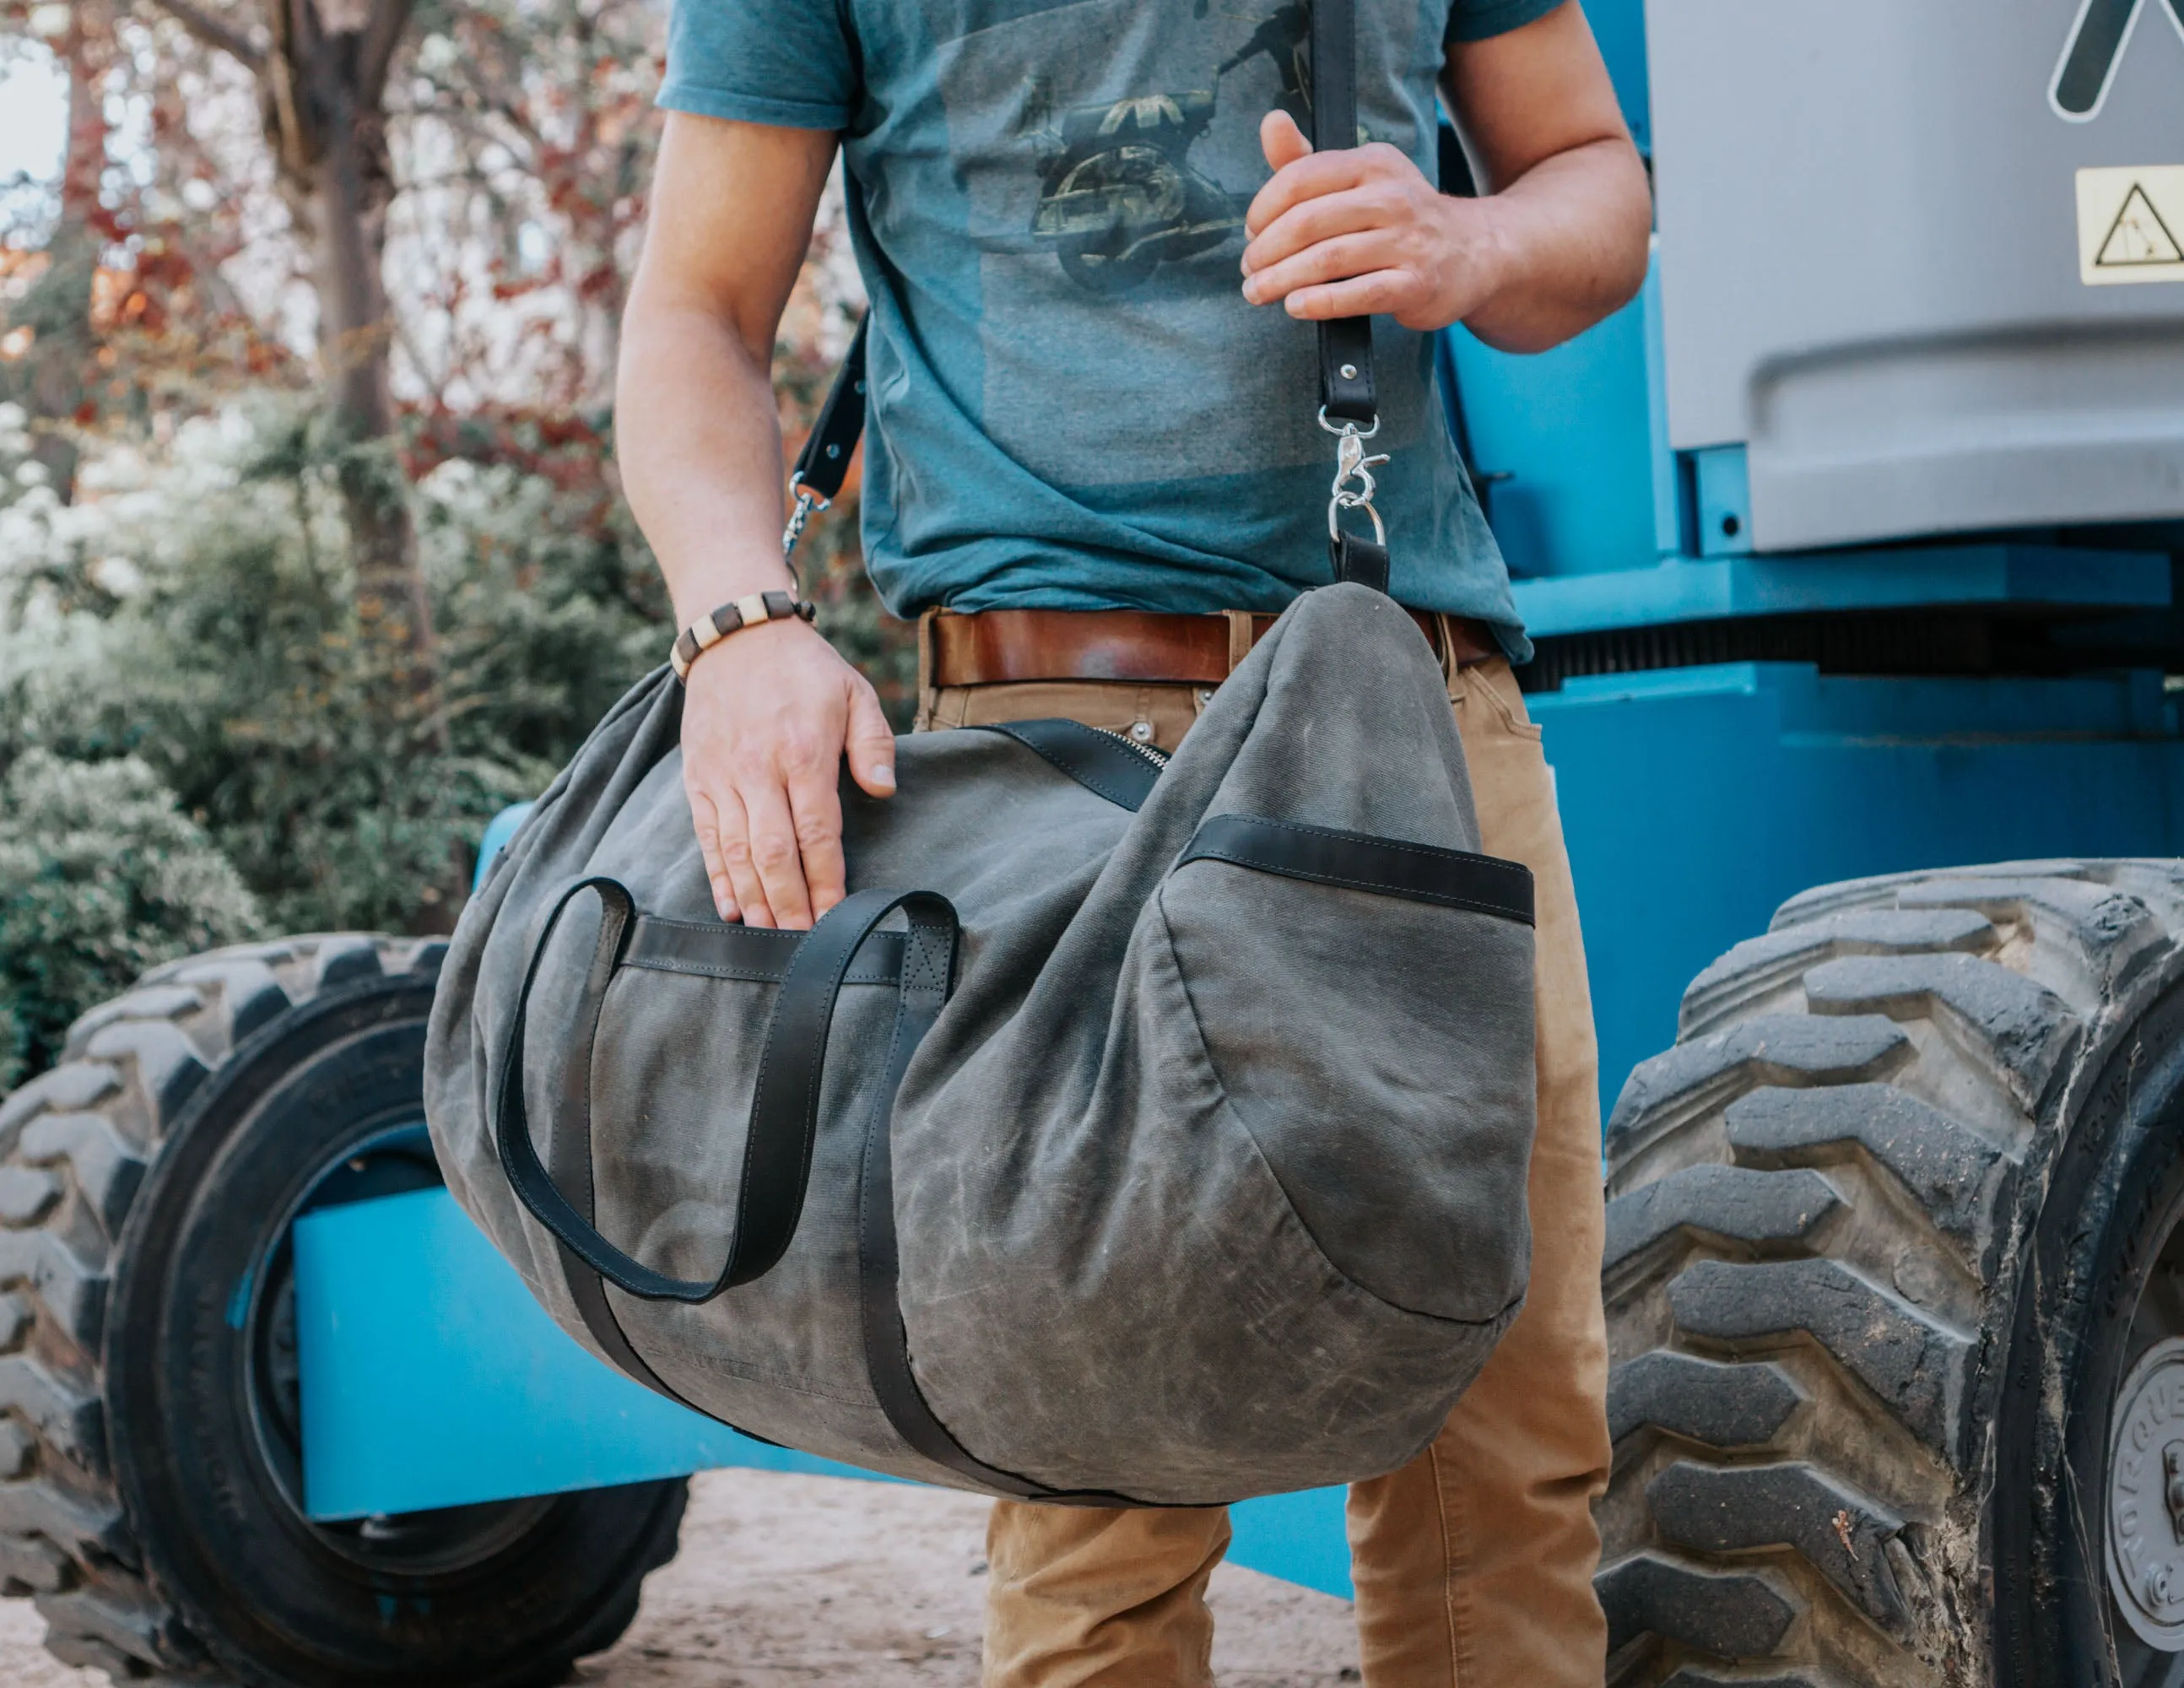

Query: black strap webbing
left=1332, top=531, right=1389, bottom=593
left=542, top=880, right=696, bottom=1409
left=495, top=879, right=960, bottom=1302
left=624, top=915, right=905, bottom=985
left=852, top=922, right=1051, bottom=1499
left=791, top=316, right=869, bottom=504
left=851, top=931, right=1153, bottom=1507
left=1311, top=0, right=1376, bottom=425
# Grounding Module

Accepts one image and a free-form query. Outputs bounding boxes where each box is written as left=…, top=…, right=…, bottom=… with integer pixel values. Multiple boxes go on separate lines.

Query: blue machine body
left=289, top=0, right=2184, bottom=1593
left=293, top=1182, right=1354, bottom=1594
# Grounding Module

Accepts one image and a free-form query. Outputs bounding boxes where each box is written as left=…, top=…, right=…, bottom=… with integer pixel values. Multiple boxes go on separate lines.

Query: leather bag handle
left=495, top=877, right=959, bottom=1302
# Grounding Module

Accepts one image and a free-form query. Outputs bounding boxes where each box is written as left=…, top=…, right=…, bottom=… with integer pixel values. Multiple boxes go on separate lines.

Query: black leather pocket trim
left=1177, top=814, right=1534, bottom=925
left=626, top=916, right=905, bottom=985
left=976, top=719, right=1164, bottom=812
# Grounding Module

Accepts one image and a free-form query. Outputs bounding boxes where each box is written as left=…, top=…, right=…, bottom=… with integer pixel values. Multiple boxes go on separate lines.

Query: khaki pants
left=916, top=650, right=1611, bottom=1688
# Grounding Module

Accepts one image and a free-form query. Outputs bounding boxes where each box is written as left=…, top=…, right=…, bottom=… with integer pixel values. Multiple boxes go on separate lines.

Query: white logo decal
left=2051, top=0, right=2184, bottom=122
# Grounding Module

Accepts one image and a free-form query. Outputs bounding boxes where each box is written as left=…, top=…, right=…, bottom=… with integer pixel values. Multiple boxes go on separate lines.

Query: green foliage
left=0, top=402, right=674, bottom=1059
left=0, top=0, right=911, bottom=1096
left=0, top=996, right=19, bottom=1096
left=418, top=446, right=672, bottom=773
left=0, top=751, right=262, bottom=1086
left=0, top=367, right=917, bottom=1088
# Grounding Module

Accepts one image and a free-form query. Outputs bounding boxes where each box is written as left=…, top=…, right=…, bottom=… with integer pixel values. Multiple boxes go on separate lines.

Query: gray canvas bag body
left=424, top=586, right=1538, bottom=1506
left=425, top=0, right=1534, bottom=1505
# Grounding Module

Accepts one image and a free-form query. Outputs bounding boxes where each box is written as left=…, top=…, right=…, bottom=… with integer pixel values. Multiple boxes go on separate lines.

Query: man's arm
left=618, top=112, right=896, bottom=930
left=1240, top=0, right=1650, bottom=353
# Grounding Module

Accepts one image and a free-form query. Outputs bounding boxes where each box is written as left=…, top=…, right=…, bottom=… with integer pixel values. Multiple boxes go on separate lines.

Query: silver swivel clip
left=780, top=471, right=830, bottom=591
left=1319, top=406, right=1389, bottom=549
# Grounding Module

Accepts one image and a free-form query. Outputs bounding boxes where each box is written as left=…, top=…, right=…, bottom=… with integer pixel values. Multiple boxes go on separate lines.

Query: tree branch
left=144, top=0, right=266, bottom=72
left=359, top=0, right=414, bottom=108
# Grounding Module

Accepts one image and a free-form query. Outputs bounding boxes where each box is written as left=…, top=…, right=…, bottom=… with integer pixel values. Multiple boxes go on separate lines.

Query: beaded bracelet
left=670, top=590, right=817, bottom=682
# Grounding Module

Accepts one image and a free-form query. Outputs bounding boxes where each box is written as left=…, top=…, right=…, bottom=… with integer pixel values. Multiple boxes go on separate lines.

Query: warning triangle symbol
left=2096, top=184, right=2184, bottom=268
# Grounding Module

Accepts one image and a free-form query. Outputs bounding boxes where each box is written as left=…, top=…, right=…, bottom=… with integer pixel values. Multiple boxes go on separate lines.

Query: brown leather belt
left=923, top=608, right=1500, bottom=690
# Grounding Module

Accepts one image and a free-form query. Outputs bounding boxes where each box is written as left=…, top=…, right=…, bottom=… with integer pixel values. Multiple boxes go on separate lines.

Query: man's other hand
left=1241, top=111, right=1497, bottom=333
left=1237, top=0, right=1650, bottom=354
left=679, top=619, right=896, bottom=929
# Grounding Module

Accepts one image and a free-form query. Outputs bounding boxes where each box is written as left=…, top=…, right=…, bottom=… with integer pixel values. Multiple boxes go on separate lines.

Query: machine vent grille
left=1519, top=610, right=2100, bottom=693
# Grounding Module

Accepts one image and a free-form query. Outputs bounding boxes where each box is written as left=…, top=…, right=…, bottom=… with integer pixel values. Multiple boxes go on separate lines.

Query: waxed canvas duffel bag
left=423, top=583, right=1537, bottom=1506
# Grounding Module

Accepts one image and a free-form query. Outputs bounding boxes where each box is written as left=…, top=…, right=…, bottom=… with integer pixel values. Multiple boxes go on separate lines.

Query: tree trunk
left=16, top=4, right=111, bottom=501
left=260, top=0, right=439, bottom=721
left=149, top=0, right=430, bottom=693
left=300, top=30, right=437, bottom=706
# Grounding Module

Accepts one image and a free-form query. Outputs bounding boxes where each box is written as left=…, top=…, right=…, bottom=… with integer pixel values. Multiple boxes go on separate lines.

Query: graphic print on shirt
left=937, top=0, right=1425, bottom=488
left=1024, top=2, right=1311, bottom=295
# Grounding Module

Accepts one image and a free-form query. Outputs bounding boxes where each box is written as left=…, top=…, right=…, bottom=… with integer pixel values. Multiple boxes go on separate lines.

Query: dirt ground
left=0, top=1468, right=1360, bottom=1686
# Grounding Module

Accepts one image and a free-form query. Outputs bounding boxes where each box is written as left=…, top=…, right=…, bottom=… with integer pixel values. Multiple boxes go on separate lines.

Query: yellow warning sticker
left=2077, top=165, right=2184, bottom=286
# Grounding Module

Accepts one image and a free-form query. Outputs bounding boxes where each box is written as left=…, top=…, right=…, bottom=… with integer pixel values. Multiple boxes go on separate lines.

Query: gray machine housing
left=1646, top=0, right=2184, bottom=554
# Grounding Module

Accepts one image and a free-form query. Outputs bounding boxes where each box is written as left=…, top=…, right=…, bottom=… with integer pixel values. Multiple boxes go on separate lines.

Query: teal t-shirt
left=659, top=0, right=1558, bottom=652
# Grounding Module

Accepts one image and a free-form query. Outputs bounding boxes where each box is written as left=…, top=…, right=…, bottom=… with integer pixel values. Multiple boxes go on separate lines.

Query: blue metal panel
left=1224, top=1486, right=1354, bottom=1597
left=294, top=1187, right=1358, bottom=1597
left=472, top=802, right=535, bottom=895
left=1511, top=544, right=2172, bottom=640
left=1531, top=664, right=2184, bottom=1119
left=1691, top=446, right=1751, bottom=557
left=1441, top=268, right=1659, bottom=580
left=292, top=1188, right=882, bottom=1520
left=1644, top=257, right=1679, bottom=561
left=1584, top=0, right=1650, bottom=154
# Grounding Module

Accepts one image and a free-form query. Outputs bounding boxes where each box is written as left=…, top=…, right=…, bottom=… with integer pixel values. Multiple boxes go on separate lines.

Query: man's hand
left=1241, top=111, right=1501, bottom=333
left=679, top=619, right=896, bottom=929
left=619, top=112, right=898, bottom=930
left=1238, top=0, right=1650, bottom=354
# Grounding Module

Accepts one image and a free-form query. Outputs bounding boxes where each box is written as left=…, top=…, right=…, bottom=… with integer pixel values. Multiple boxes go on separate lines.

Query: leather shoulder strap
left=1311, top=0, right=1376, bottom=425
left=791, top=316, right=868, bottom=506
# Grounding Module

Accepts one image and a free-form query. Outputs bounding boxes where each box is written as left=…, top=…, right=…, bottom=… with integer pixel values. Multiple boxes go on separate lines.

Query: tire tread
left=0, top=937, right=438, bottom=1677
left=1599, top=859, right=2184, bottom=1685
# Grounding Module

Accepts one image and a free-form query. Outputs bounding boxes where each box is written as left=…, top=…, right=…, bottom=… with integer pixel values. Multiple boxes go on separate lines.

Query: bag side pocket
left=1158, top=822, right=1537, bottom=1325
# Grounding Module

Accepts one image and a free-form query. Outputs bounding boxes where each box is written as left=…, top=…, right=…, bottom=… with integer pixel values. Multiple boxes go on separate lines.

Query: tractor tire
left=0, top=934, right=687, bottom=1685
left=1597, top=859, right=2184, bottom=1688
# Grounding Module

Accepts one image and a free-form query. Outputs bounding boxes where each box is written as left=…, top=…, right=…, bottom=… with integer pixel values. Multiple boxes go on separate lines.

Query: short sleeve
left=657, top=0, right=858, bottom=130
left=1444, top=0, right=1566, bottom=46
